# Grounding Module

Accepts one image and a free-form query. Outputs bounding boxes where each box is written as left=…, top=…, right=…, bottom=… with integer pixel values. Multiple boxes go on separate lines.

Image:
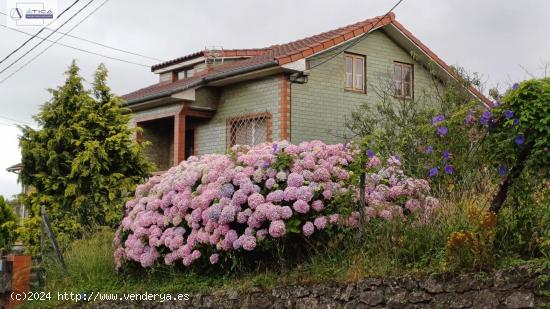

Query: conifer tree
left=19, top=61, right=151, bottom=249
left=0, top=196, right=18, bottom=250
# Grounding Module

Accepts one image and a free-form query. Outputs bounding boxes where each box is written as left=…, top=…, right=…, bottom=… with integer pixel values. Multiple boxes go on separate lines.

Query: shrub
left=114, top=141, right=437, bottom=270
left=0, top=196, right=18, bottom=250
left=19, top=62, right=152, bottom=253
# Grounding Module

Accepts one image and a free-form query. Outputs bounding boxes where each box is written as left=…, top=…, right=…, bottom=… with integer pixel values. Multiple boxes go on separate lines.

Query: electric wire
left=0, top=0, right=81, bottom=66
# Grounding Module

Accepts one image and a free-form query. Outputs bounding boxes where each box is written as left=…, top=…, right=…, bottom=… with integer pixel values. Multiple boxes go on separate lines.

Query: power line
left=0, top=115, right=34, bottom=127
left=0, top=23, right=152, bottom=68
left=0, top=0, right=81, bottom=66
left=308, top=0, right=405, bottom=71
left=0, top=0, right=96, bottom=76
left=0, top=11, right=165, bottom=62
left=0, top=0, right=149, bottom=84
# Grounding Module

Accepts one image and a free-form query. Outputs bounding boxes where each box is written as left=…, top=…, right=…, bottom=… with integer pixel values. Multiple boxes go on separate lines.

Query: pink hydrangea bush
left=113, top=141, right=437, bottom=270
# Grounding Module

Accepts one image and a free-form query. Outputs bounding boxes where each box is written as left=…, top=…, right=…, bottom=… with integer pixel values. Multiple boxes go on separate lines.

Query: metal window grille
left=228, top=115, right=269, bottom=147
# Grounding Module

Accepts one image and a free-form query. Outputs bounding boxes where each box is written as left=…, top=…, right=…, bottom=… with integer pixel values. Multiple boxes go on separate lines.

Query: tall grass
left=30, top=194, right=494, bottom=308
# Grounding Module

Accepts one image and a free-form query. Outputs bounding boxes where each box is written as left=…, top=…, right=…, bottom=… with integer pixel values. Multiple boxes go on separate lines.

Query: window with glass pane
left=229, top=116, right=268, bottom=147
left=345, top=56, right=353, bottom=88
left=344, top=53, right=365, bottom=92
left=354, top=57, right=364, bottom=90
left=176, top=68, right=195, bottom=80
left=394, top=62, right=413, bottom=98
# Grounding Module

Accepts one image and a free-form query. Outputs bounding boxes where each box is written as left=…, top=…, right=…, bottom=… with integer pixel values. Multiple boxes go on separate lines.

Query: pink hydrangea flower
left=269, top=220, right=286, bottom=238
left=314, top=217, right=327, bottom=230
left=302, top=222, right=314, bottom=237
left=293, top=200, right=310, bottom=214
left=209, top=253, right=219, bottom=264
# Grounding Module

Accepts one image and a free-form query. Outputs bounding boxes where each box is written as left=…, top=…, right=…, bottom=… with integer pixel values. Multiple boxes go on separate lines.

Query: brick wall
left=290, top=29, right=442, bottom=144
left=195, top=76, right=281, bottom=155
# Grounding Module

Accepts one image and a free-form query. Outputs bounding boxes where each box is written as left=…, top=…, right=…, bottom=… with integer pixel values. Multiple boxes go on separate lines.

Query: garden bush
left=0, top=196, right=18, bottom=250
left=114, top=141, right=438, bottom=271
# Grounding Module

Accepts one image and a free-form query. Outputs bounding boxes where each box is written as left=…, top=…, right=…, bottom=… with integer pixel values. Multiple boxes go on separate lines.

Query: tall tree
left=19, top=61, right=151, bottom=250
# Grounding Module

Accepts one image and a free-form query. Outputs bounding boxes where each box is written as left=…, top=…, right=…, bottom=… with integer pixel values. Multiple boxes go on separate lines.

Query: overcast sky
left=0, top=0, right=549, bottom=198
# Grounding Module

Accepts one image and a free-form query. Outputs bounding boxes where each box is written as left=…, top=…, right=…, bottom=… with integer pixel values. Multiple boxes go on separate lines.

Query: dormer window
left=177, top=68, right=195, bottom=80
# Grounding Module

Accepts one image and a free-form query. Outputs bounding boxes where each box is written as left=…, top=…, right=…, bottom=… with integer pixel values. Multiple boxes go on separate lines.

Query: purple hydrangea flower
left=432, top=114, right=445, bottom=125
left=366, top=149, right=375, bottom=158
left=220, top=184, right=235, bottom=198
left=464, top=109, right=476, bottom=125
left=428, top=167, right=438, bottom=177
left=444, top=165, right=453, bottom=175
left=504, top=110, right=514, bottom=119
left=272, top=143, right=278, bottom=153
left=515, top=135, right=525, bottom=145
left=436, top=126, right=448, bottom=137
left=498, top=165, right=507, bottom=177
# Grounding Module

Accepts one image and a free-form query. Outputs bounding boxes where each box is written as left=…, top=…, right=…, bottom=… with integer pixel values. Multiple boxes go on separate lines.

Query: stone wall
left=91, top=265, right=549, bottom=308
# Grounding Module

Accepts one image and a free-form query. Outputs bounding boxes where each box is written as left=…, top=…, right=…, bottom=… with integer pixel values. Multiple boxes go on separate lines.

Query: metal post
left=40, top=206, right=67, bottom=272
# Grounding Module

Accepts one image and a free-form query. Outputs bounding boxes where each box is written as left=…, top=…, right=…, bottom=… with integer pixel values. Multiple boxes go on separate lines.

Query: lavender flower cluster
left=113, top=141, right=437, bottom=269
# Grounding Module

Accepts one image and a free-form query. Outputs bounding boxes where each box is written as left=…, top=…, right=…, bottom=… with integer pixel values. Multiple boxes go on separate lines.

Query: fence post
left=40, top=206, right=67, bottom=272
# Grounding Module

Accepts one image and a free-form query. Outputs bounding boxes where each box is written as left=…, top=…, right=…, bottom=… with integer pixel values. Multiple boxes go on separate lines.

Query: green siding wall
left=196, top=76, right=281, bottom=155
left=290, top=29, right=439, bottom=144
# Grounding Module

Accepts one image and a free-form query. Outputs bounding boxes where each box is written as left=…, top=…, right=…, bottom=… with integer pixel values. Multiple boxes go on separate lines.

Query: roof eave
left=123, top=60, right=279, bottom=106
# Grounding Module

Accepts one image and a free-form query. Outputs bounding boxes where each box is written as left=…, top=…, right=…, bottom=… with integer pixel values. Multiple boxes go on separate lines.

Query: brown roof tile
left=123, top=12, right=490, bottom=106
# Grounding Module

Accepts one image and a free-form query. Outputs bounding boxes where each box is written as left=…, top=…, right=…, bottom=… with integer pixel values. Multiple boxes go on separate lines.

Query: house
left=122, top=12, right=488, bottom=172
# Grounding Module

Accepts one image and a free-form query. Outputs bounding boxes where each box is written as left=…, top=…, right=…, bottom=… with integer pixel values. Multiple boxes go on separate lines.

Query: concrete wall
left=195, top=76, right=281, bottom=155
left=290, top=29, right=441, bottom=144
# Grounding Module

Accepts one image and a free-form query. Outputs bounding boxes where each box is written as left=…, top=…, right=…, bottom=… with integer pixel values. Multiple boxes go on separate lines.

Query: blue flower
left=436, top=126, right=449, bottom=137
left=262, top=160, right=270, bottom=168
left=271, top=143, right=278, bottom=153
left=443, top=150, right=451, bottom=161
left=428, top=167, right=438, bottom=177
left=512, top=118, right=519, bottom=127
left=432, top=114, right=445, bottom=125
left=366, top=149, right=375, bottom=158
left=515, top=135, right=525, bottom=145
left=504, top=110, right=514, bottom=119
left=480, top=111, right=493, bottom=125
left=512, top=83, right=519, bottom=90
left=498, top=165, right=508, bottom=177
left=444, top=165, right=453, bottom=175
left=425, top=146, right=433, bottom=154
left=493, top=101, right=501, bottom=107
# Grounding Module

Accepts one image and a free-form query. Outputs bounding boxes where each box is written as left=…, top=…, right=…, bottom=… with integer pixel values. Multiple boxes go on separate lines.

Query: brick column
left=174, top=103, right=190, bottom=165
left=279, top=74, right=291, bottom=141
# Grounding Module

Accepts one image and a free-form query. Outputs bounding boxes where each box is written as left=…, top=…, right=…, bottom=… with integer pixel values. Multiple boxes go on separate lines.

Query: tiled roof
left=150, top=48, right=272, bottom=71
left=123, top=13, right=490, bottom=106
